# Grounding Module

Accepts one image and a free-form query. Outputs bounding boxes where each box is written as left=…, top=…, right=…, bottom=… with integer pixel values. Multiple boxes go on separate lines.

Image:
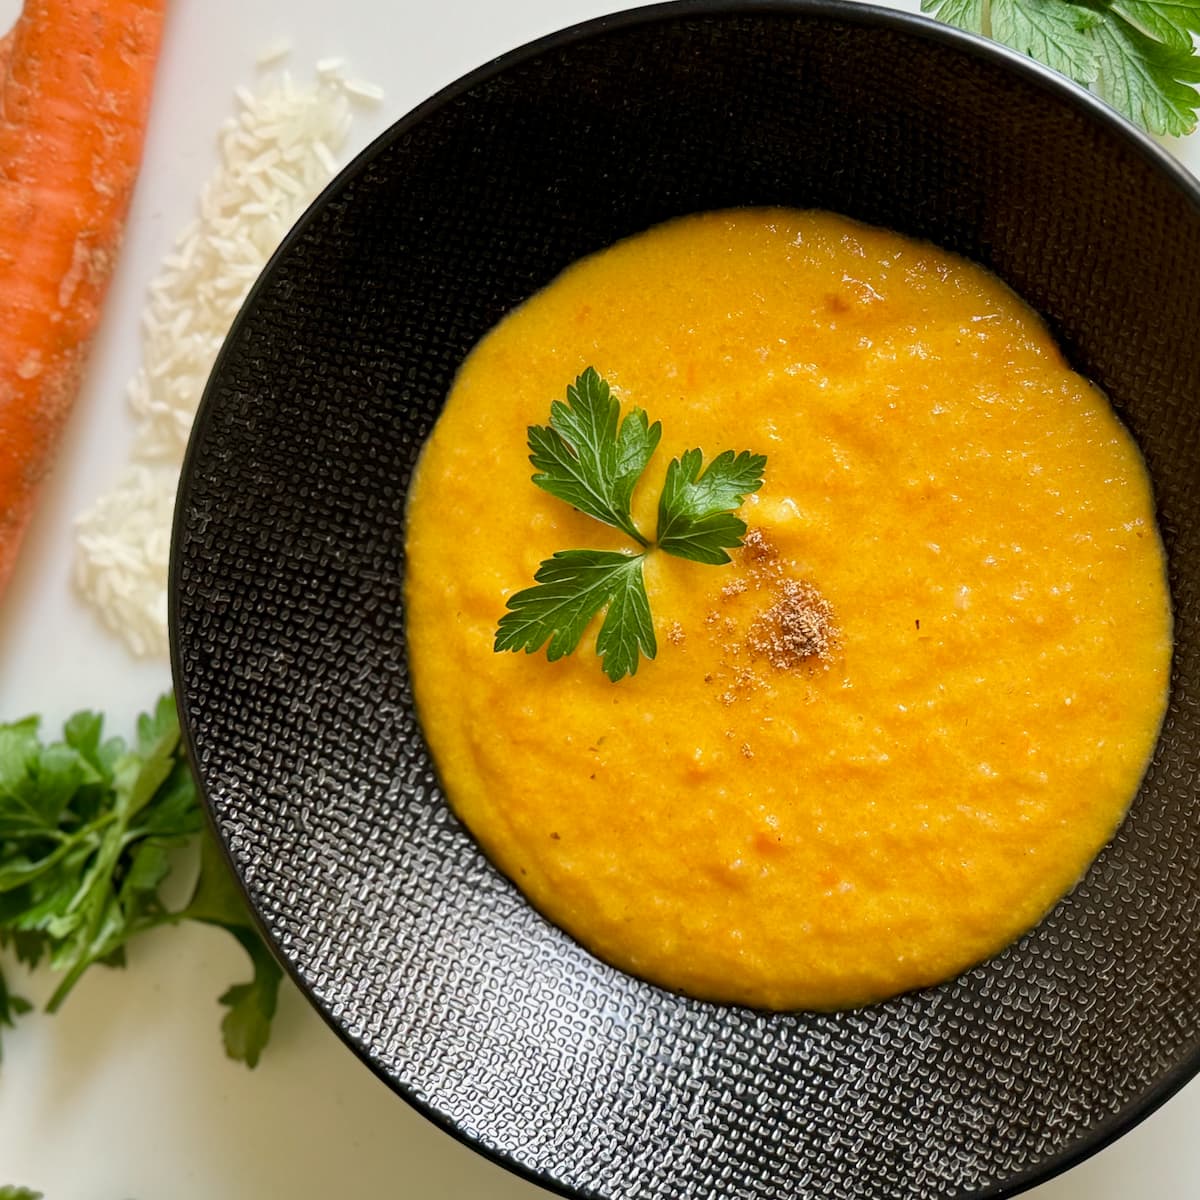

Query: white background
left=0, top=0, right=1197, bottom=1195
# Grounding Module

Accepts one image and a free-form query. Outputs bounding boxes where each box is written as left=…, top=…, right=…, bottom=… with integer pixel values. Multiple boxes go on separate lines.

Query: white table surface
left=0, top=0, right=1196, bottom=1195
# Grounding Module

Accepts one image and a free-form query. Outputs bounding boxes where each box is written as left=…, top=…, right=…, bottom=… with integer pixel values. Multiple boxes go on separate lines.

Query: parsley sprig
left=923, top=0, right=1200, bottom=136
left=495, top=367, right=766, bottom=681
left=529, top=368, right=661, bottom=545
left=0, top=696, right=280, bottom=1068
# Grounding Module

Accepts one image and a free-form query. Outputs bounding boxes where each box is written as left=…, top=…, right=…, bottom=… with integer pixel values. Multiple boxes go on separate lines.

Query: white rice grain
left=256, top=37, right=293, bottom=67
left=342, top=77, right=384, bottom=103
left=74, top=60, right=382, bottom=657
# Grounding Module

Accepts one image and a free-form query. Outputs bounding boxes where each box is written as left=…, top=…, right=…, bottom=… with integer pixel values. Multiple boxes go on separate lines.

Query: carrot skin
left=0, top=0, right=166, bottom=598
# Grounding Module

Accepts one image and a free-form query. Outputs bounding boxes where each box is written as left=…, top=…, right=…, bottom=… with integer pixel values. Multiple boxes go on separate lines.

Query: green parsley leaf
left=924, top=0, right=987, bottom=31
left=656, top=448, right=768, bottom=565
left=528, top=366, right=661, bottom=546
left=6, top=930, right=47, bottom=968
left=920, top=0, right=1200, bottom=135
left=0, top=717, right=93, bottom=841
left=922, top=0, right=978, bottom=30
left=990, top=0, right=1101, bottom=84
left=1110, top=0, right=1200, bottom=50
left=0, top=962, right=33, bottom=1063
left=1093, top=10, right=1200, bottom=136
left=178, top=832, right=283, bottom=1069
left=0, top=966, right=31, bottom=1021
left=0, top=1188, right=43, bottom=1200
left=496, top=549, right=656, bottom=681
left=0, top=696, right=281, bottom=1067
left=215, top=933, right=282, bottom=1069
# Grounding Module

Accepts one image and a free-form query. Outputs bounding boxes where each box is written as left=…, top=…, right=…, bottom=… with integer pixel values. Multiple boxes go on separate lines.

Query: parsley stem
left=619, top=517, right=651, bottom=548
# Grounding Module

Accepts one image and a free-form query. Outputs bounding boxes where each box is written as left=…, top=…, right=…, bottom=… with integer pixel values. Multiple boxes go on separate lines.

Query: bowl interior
left=171, top=4, right=1200, bottom=1198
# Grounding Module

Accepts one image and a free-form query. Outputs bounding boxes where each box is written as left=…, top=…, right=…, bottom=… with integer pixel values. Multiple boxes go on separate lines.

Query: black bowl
left=170, top=3, right=1200, bottom=1197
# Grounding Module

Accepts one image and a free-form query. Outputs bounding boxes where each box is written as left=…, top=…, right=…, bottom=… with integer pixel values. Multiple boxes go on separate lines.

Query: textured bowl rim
left=170, top=2, right=1200, bottom=1197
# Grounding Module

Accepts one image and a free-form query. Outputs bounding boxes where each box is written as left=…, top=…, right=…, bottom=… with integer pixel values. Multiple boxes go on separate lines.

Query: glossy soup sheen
left=404, top=210, right=1171, bottom=1010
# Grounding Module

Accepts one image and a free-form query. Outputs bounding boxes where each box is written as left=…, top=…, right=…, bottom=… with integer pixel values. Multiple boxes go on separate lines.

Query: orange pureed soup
left=405, top=210, right=1171, bottom=1010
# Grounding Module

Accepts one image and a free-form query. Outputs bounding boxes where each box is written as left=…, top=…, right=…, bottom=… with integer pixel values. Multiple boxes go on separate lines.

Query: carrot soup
left=404, top=209, right=1171, bottom=1010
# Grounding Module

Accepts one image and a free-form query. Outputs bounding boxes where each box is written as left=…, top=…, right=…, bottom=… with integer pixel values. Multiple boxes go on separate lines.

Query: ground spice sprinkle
left=738, top=529, right=838, bottom=669
left=748, top=577, right=837, bottom=668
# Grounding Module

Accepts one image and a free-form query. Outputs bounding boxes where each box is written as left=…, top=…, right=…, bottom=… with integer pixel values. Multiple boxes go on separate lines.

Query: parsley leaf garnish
left=496, top=369, right=765, bottom=680
left=657, top=448, right=769, bottom=565
left=496, top=550, right=656, bottom=682
left=921, top=0, right=1200, bottom=136
left=529, top=365, right=661, bottom=546
left=0, top=695, right=281, bottom=1067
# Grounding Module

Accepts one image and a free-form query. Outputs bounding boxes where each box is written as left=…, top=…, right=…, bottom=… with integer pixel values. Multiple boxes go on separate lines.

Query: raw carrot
left=0, top=0, right=165, bottom=598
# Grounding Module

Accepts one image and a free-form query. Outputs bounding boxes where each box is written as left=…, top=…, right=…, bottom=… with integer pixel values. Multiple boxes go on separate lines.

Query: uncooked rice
left=74, top=57, right=380, bottom=657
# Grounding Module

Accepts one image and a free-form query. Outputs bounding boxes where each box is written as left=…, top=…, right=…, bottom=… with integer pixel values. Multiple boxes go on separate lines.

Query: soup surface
left=404, top=210, right=1171, bottom=1010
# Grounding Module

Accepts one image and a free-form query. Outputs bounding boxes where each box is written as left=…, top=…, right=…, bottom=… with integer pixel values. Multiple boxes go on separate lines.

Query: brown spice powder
left=703, top=528, right=838, bottom=707
left=748, top=578, right=838, bottom=669
left=742, top=527, right=778, bottom=563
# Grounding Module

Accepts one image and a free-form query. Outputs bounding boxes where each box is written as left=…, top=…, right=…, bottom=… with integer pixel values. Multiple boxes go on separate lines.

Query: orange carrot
left=0, top=0, right=165, bottom=597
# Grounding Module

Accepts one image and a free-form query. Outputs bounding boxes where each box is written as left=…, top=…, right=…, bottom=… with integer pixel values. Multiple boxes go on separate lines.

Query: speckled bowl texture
left=170, top=3, right=1200, bottom=1197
